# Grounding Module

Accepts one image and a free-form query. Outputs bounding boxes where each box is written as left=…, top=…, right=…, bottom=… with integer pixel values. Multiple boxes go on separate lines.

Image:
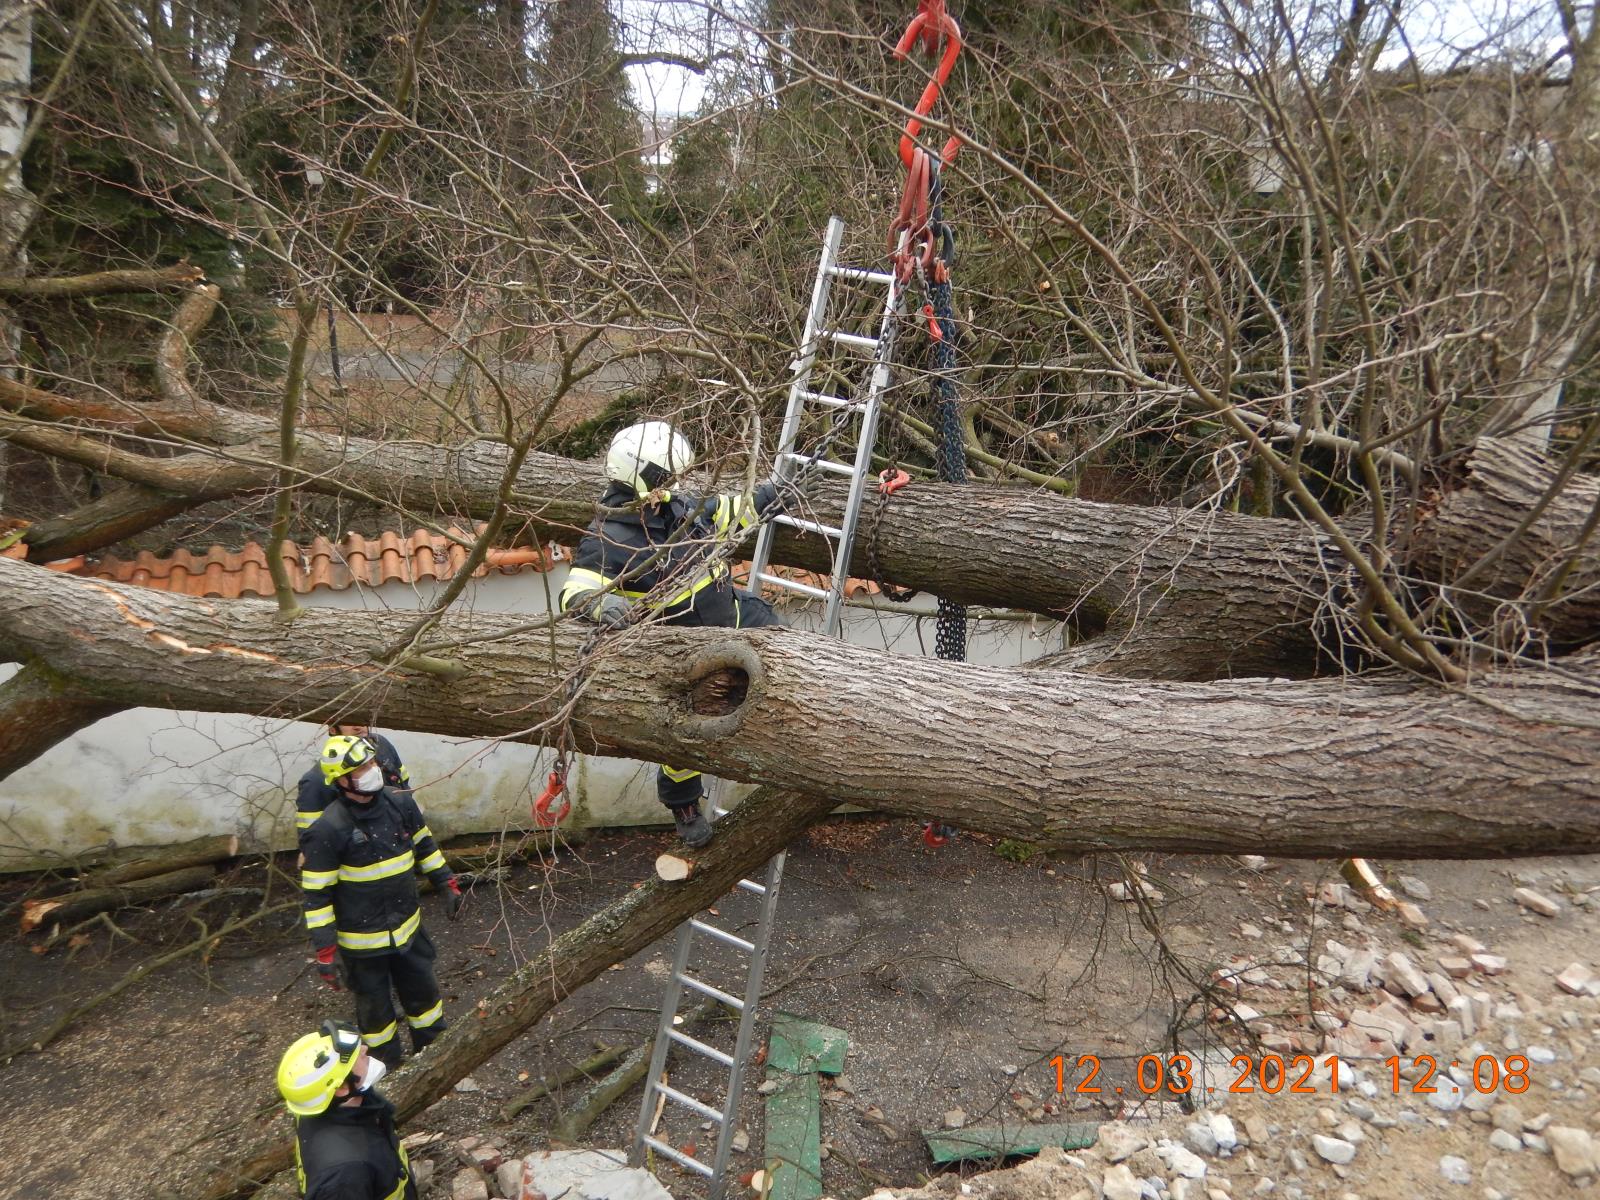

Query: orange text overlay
left=1050, top=1053, right=1533, bottom=1097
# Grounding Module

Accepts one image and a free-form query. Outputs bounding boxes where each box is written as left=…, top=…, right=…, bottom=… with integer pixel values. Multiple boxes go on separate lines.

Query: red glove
left=445, top=876, right=465, bottom=921
left=315, top=945, right=342, bottom=990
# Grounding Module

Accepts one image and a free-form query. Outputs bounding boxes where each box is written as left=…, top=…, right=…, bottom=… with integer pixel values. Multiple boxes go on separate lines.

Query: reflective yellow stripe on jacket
left=559, top=564, right=724, bottom=614
left=338, top=850, right=414, bottom=883
left=337, top=907, right=421, bottom=951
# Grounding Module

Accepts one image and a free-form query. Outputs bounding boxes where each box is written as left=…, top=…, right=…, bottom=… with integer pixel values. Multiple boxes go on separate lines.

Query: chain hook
left=533, top=749, right=572, bottom=828
left=892, top=0, right=964, bottom=169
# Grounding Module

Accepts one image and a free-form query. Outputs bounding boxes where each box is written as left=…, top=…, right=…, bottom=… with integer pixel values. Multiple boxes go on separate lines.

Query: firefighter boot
left=671, top=801, right=713, bottom=849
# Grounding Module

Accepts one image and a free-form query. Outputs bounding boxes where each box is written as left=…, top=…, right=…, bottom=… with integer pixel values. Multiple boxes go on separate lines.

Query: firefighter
left=301, top=735, right=463, bottom=1067
left=560, top=420, right=786, bottom=848
left=277, top=1019, right=416, bottom=1200
left=296, top=722, right=410, bottom=835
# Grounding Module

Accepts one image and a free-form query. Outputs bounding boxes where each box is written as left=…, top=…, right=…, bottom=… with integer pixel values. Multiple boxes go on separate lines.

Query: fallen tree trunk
left=0, top=660, right=125, bottom=779
left=18, top=865, right=216, bottom=934
left=7, top=362, right=1598, bottom=678
left=1410, top=436, right=1600, bottom=650
left=2, top=556, right=1598, bottom=858
left=82, top=835, right=240, bottom=888
left=189, top=786, right=837, bottom=1200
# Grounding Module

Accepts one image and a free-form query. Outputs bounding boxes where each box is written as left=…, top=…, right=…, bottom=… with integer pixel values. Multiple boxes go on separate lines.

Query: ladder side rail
left=630, top=919, right=700, bottom=1164
left=820, top=276, right=906, bottom=637
left=749, top=219, right=845, bottom=586
left=706, top=850, right=791, bottom=1200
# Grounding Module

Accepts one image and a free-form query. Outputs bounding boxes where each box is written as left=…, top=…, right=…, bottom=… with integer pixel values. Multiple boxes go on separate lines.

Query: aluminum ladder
left=629, top=215, right=906, bottom=1197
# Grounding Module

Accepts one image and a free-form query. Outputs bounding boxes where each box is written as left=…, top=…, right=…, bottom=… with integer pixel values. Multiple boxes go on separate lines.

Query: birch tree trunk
left=0, top=1, right=36, bottom=512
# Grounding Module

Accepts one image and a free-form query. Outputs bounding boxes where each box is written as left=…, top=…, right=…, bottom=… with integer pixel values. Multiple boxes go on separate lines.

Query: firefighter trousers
left=342, top=927, right=446, bottom=1067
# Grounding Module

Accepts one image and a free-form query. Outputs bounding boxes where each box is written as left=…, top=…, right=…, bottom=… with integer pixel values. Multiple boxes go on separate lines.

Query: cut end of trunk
left=654, top=853, right=695, bottom=882
left=19, top=898, right=63, bottom=934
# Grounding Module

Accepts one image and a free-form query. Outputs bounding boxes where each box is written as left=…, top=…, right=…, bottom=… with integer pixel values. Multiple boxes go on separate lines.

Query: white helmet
left=605, top=421, right=695, bottom=497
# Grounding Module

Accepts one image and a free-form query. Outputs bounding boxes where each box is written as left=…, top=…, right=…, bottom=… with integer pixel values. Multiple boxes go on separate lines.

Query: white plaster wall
left=0, top=567, right=1061, bottom=868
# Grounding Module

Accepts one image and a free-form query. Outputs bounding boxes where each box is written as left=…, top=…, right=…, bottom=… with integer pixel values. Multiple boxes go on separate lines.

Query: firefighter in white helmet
left=560, top=420, right=786, bottom=847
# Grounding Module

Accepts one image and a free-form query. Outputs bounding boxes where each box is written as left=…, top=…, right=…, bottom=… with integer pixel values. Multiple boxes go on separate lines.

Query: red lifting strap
left=532, top=768, right=571, bottom=828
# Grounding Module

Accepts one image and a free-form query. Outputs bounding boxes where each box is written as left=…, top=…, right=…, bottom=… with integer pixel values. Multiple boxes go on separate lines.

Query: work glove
left=585, top=591, right=632, bottom=630
left=754, top=479, right=786, bottom=517
left=314, top=945, right=342, bottom=991
left=445, top=877, right=466, bottom=921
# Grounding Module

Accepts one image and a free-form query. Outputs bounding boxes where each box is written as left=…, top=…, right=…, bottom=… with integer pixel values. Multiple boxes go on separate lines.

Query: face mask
left=354, top=1056, right=387, bottom=1093
left=350, top=764, right=384, bottom=794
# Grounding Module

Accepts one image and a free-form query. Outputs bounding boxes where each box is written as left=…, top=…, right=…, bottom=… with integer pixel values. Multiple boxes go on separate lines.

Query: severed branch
left=549, top=1001, right=725, bottom=1144
left=0, top=263, right=204, bottom=298
left=81, top=835, right=241, bottom=889
left=18, top=866, right=218, bottom=935
left=501, top=1042, right=633, bottom=1121
left=1, top=900, right=295, bottom=1064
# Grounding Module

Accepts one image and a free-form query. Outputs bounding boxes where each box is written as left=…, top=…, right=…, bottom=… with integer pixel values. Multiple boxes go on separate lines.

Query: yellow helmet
left=277, top=1021, right=364, bottom=1116
left=319, top=734, right=375, bottom=786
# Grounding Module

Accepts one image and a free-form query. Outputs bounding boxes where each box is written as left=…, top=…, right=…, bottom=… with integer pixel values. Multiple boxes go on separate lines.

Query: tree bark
left=0, top=660, right=125, bottom=779
left=1409, top=437, right=1600, bottom=649
left=0, top=263, right=205, bottom=297
left=81, top=834, right=240, bottom=888
left=2, top=556, right=1597, bottom=859
left=190, top=786, right=837, bottom=1200
left=6, top=355, right=1597, bottom=678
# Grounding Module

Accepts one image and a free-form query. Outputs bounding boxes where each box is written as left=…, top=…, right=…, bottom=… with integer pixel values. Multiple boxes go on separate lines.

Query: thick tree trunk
left=190, top=786, right=836, bottom=1200
left=3, top=556, right=1597, bottom=858
left=1410, top=437, right=1600, bottom=650
left=6, top=359, right=1597, bottom=678
left=0, top=661, right=126, bottom=779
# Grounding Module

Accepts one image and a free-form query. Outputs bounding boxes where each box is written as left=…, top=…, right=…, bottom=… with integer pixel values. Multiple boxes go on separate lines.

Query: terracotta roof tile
left=10, top=525, right=890, bottom=604
left=39, top=527, right=562, bottom=599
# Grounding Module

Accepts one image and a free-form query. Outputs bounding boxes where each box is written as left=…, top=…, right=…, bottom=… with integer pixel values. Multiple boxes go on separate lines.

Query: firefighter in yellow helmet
left=277, top=1019, right=414, bottom=1199
left=301, top=735, right=463, bottom=1068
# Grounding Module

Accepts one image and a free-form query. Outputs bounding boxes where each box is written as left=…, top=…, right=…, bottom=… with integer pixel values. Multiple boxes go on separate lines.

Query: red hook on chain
left=893, top=0, right=963, bottom=170
left=533, top=767, right=571, bottom=828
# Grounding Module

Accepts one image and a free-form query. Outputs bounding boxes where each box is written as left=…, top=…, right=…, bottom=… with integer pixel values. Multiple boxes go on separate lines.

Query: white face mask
left=350, top=764, right=384, bottom=794
left=354, top=1056, right=387, bottom=1093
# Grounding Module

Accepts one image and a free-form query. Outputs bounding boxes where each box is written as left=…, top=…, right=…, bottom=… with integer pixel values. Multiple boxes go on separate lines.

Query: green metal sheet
left=921, top=1121, right=1102, bottom=1164
left=764, top=1070, right=823, bottom=1200
left=767, top=1011, right=849, bottom=1076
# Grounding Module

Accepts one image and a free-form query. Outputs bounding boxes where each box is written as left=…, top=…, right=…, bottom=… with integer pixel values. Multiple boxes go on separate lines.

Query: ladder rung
left=654, top=1081, right=726, bottom=1123
left=775, top=513, right=844, bottom=539
left=690, top=918, right=755, bottom=953
left=827, top=265, right=896, bottom=286
left=795, top=389, right=861, bottom=411
left=782, top=451, right=854, bottom=477
left=641, top=1134, right=714, bottom=1178
left=824, top=329, right=879, bottom=351
left=755, top=571, right=829, bottom=600
left=737, top=878, right=767, bottom=895
left=667, top=1028, right=736, bottom=1068
left=676, top=972, right=746, bottom=1010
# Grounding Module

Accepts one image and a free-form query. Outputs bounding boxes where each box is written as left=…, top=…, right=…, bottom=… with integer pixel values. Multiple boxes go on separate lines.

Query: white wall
left=0, top=567, right=1062, bottom=868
